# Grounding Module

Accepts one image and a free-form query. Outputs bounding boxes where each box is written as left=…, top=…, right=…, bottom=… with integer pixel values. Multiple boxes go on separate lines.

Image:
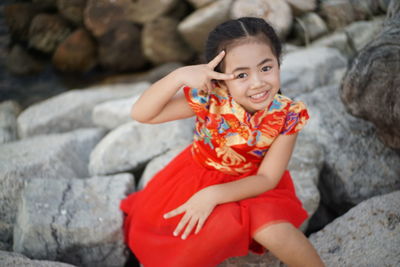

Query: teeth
left=250, top=91, right=267, bottom=99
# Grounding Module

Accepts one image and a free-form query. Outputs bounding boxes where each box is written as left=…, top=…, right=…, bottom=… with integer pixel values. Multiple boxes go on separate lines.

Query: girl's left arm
left=164, top=132, right=299, bottom=239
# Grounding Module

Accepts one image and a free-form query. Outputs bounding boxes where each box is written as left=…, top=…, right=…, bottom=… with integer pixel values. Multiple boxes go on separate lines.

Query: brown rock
left=142, top=17, right=193, bottom=65
left=231, top=0, right=293, bottom=39
left=187, top=0, right=215, bottom=9
left=320, top=0, right=355, bottom=30
left=285, top=0, right=317, bottom=16
left=129, top=0, right=179, bottom=24
left=340, top=0, right=400, bottom=149
left=28, top=14, right=71, bottom=53
left=4, top=3, right=39, bottom=41
left=32, top=0, right=58, bottom=10
left=349, top=0, right=381, bottom=20
left=6, top=45, right=44, bottom=75
left=98, top=22, right=146, bottom=72
left=52, top=28, right=97, bottom=73
left=293, top=12, right=328, bottom=45
left=57, top=0, right=87, bottom=25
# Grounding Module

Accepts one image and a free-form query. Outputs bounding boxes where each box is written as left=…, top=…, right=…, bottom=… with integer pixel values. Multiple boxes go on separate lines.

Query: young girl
left=120, top=17, right=324, bottom=267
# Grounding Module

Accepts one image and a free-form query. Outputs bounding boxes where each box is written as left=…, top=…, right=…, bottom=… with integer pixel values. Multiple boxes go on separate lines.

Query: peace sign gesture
left=177, top=50, right=234, bottom=93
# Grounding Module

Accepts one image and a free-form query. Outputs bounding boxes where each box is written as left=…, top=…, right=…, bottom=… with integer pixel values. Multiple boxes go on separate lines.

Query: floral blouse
left=184, top=85, right=309, bottom=175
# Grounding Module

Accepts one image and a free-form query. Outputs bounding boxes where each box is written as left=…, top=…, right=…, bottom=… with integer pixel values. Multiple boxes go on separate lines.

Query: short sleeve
left=280, top=101, right=310, bottom=135
left=183, top=86, right=210, bottom=119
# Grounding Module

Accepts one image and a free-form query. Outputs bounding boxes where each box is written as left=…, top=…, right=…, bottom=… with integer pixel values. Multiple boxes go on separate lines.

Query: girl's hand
left=163, top=188, right=218, bottom=240
left=177, top=50, right=234, bottom=93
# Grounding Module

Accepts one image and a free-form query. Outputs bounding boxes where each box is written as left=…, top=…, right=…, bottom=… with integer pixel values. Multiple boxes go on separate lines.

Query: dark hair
left=205, top=17, right=282, bottom=72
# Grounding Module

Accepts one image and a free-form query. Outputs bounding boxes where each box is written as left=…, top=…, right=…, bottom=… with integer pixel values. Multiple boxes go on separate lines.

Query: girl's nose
left=250, top=73, right=265, bottom=89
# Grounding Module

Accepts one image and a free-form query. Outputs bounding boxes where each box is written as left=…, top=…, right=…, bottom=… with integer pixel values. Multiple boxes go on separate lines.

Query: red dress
left=120, top=85, right=310, bottom=267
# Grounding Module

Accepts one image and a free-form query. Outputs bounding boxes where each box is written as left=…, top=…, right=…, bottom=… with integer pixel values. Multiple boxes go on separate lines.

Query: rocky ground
left=1, top=0, right=399, bottom=267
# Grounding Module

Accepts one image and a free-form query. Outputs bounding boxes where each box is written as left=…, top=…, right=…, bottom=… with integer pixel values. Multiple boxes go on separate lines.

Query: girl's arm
left=131, top=51, right=234, bottom=124
left=164, top=132, right=299, bottom=239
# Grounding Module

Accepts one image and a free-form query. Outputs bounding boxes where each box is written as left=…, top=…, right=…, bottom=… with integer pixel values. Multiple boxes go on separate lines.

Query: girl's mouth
left=249, top=90, right=270, bottom=103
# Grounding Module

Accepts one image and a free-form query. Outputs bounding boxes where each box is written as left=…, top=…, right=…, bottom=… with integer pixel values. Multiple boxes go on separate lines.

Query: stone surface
left=3, top=3, right=39, bottom=42
left=178, top=0, right=233, bottom=53
left=142, top=16, right=193, bottom=65
left=340, top=5, right=400, bottom=149
left=0, top=128, right=105, bottom=250
left=298, top=84, right=400, bottom=214
left=6, top=44, right=44, bottom=75
left=231, top=0, right=292, bottom=39
left=187, top=0, right=215, bottom=9
left=310, top=191, right=400, bottom=267
left=128, top=0, right=178, bottom=24
left=89, top=118, right=194, bottom=175
left=52, top=28, right=97, bottom=73
left=0, top=100, right=21, bottom=144
left=97, top=21, right=146, bottom=72
left=219, top=251, right=282, bottom=267
left=320, top=0, right=356, bottom=30
left=293, top=12, right=328, bottom=45
left=0, top=250, right=76, bottom=267
left=280, top=46, right=347, bottom=97
left=57, top=0, right=86, bottom=25
left=285, top=0, right=316, bottom=15
left=17, top=82, right=148, bottom=138
left=28, top=14, right=71, bottom=53
left=13, top=174, right=134, bottom=267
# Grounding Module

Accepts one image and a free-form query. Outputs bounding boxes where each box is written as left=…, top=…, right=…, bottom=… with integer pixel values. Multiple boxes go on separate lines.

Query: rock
left=89, top=118, right=194, bottom=175
left=231, top=0, right=292, bottom=39
left=17, top=82, right=148, bottom=138
left=3, top=3, right=39, bottom=42
left=178, top=0, right=233, bottom=53
left=293, top=12, right=329, bottom=45
left=298, top=84, right=400, bottom=214
left=219, top=252, right=281, bottom=267
left=13, top=174, right=134, bottom=267
left=0, top=250, right=76, bottom=267
left=310, top=191, right=400, bottom=267
left=52, top=28, right=97, bottom=73
left=310, top=31, right=352, bottom=57
left=320, top=0, right=355, bottom=30
left=57, top=0, right=86, bottom=25
left=0, top=128, right=106, bottom=250
left=166, top=0, right=191, bottom=21
left=142, top=17, right=193, bottom=65
left=280, top=47, right=347, bottom=97
left=97, top=22, right=146, bottom=72
left=0, top=100, right=20, bottom=144
left=340, top=4, right=400, bottom=149
left=128, top=0, right=179, bottom=24
left=349, top=0, right=381, bottom=20
left=285, top=0, right=316, bottom=16
left=379, top=0, right=391, bottom=12
left=187, top=0, right=215, bottom=9
left=6, top=44, right=44, bottom=75
left=28, top=13, right=71, bottom=53
left=32, top=0, right=58, bottom=11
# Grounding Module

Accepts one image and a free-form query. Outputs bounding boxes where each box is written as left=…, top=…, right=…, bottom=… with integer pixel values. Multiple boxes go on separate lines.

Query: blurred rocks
left=6, top=45, right=44, bottom=75
left=0, top=250, right=76, bottom=267
left=286, top=0, right=316, bottom=16
left=3, top=3, right=39, bottom=42
left=293, top=12, right=328, bottom=45
left=0, top=100, right=20, bottom=144
left=128, top=0, right=178, bottom=24
left=57, top=0, right=86, bottom=26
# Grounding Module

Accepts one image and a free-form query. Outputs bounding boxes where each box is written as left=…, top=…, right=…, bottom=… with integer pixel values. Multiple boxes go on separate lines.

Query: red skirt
left=120, top=145, right=308, bottom=267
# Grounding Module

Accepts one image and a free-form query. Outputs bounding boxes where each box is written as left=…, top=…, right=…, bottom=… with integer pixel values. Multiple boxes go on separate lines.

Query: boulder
left=285, top=0, right=316, bottom=16
left=32, top=0, right=58, bottom=11
left=340, top=3, right=400, bottom=149
left=280, top=46, right=347, bottom=97
left=293, top=12, right=328, bottom=45
left=298, top=84, right=400, bottom=214
left=57, top=0, right=86, bottom=25
left=97, top=22, right=147, bottom=72
left=0, top=128, right=106, bottom=250
left=52, top=28, right=97, bottom=73
left=6, top=44, right=44, bottom=75
left=231, top=0, right=292, bottom=39
left=3, top=3, right=39, bottom=42
left=0, top=100, right=21, bottom=144
left=186, top=0, right=215, bottom=9
left=0, top=250, right=76, bottom=267
left=89, top=118, right=194, bottom=175
left=13, top=174, right=134, bottom=267
left=320, top=0, right=356, bottom=30
left=17, top=82, right=149, bottom=138
left=128, top=0, right=179, bottom=24
left=178, top=0, right=233, bottom=53
left=310, top=191, right=400, bottom=267
left=142, top=17, right=193, bottom=65
left=28, top=14, right=71, bottom=53
left=219, top=252, right=281, bottom=267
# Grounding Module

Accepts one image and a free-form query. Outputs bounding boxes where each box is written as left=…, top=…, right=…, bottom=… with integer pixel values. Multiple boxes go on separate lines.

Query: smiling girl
left=120, top=17, right=324, bottom=267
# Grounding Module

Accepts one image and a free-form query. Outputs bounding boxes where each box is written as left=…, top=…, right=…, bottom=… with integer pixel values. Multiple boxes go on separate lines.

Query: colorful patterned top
left=184, top=85, right=310, bottom=175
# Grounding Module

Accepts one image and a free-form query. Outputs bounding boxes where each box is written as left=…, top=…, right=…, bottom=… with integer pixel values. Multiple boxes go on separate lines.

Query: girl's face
left=222, top=41, right=280, bottom=114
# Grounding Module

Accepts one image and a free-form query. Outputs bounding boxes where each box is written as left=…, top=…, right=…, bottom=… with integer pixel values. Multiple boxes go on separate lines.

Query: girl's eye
left=236, top=73, right=247, bottom=79
left=262, top=66, right=272, bottom=72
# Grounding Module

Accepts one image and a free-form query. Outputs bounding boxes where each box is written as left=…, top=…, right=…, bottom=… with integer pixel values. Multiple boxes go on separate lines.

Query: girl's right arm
left=131, top=51, right=234, bottom=124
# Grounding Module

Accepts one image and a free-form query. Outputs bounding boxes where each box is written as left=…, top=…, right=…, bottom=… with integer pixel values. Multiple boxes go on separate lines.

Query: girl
left=120, top=17, right=324, bottom=267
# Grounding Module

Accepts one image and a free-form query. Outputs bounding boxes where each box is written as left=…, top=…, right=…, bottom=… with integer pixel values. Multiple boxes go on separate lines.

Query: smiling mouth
left=249, top=90, right=270, bottom=102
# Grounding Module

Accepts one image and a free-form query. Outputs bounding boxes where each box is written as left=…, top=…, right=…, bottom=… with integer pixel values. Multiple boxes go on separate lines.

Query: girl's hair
left=205, top=17, right=282, bottom=72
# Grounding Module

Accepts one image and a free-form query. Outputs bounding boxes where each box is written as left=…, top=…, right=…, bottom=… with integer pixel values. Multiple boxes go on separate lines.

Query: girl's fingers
left=194, top=217, right=206, bottom=235
left=210, top=71, right=234, bottom=81
left=181, top=218, right=198, bottom=240
left=173, top=213, right=190, bottom=236
left=207, top=50, right=226, bottom=69
left=164, top=206, right=184, bottom=219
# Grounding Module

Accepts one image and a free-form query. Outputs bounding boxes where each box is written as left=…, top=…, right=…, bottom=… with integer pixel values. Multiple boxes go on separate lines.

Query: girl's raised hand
left=163, top=188, right=218, bottom=240
left=177, top=50, right=234, bottom=93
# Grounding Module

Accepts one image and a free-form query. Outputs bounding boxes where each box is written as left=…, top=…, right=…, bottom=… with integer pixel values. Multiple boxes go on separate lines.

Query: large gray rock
left=340, top=3, right=400, bottom=149
left=0, top=100, right=21, bottom=144
left=0, top=128, right=106, bottom=248
left=310, top=191, right=400, bottom=267
left=89, top=118, right=194, bottom=175
left=17, top=82, right=149, bottom=138
left=0, top=250, right=76, bottom=267
left=13, top=174, right=134, bottom=267
left=298, top=84, right=400, bottom=214
left=285, top=0, right=316, bottom=15
left=178, top=0, right=233, bottom=52
left=280, top=47, right=347, bottom=97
